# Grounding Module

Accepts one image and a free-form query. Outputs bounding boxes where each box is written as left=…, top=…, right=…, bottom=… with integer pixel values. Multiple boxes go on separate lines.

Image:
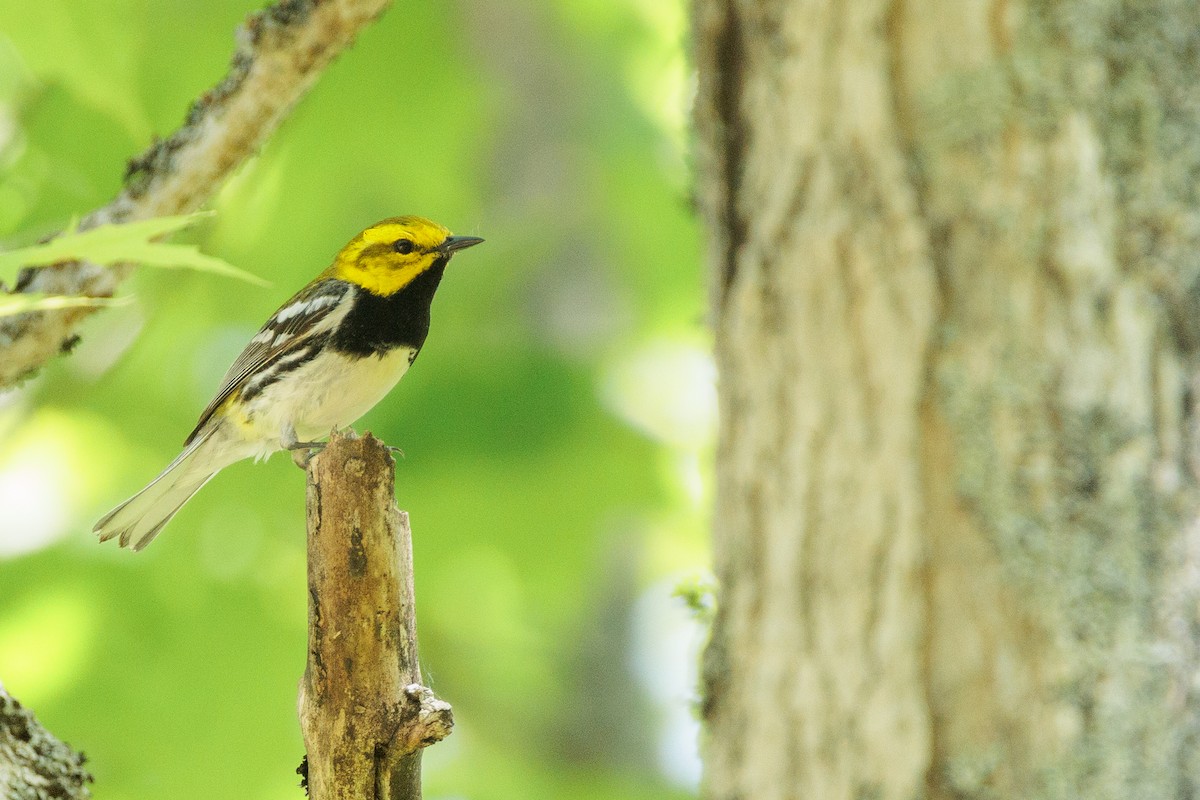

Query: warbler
left=94, top=216, right=483, bottom=551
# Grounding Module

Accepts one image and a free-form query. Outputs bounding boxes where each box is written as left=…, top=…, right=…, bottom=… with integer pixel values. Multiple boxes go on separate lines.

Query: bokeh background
left=0, top=2, right=711, bottom=798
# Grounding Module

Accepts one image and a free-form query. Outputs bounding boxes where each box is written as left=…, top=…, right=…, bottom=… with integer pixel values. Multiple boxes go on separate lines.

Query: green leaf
left=0, top=211, right=268, bottom=287
left=0, top=292, right=133, bottom=318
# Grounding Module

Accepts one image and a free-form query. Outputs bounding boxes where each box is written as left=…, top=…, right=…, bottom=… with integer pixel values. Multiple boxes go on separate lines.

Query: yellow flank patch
left=219, top=392, right=258, bottom=437
left=327, top=216, right=452, bottom=297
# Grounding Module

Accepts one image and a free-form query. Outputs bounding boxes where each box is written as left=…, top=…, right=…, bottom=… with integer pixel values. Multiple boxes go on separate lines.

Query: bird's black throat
left=330, top=260, right=447, bottom=357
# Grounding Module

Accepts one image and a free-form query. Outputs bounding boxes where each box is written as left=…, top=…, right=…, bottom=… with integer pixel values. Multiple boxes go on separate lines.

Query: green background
left=0, top=1, right=711, bottom=798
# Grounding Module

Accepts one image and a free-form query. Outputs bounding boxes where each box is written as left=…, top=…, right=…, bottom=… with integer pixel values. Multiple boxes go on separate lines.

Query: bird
left=94, top=215, right=483, bottom=551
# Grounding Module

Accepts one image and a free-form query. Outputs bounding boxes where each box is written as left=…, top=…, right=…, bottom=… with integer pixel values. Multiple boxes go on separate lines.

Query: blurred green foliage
left=0, top=212, right=263, bottom=289
left=0, top=1, right=710, bottom=798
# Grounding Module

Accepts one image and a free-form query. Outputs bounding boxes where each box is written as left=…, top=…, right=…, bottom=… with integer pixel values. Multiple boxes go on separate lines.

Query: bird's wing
left=185, top=278, right=353, bottom=445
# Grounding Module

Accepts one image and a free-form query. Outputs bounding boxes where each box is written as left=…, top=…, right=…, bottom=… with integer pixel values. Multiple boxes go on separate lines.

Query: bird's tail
left=95, top=429, right=221, bottom=551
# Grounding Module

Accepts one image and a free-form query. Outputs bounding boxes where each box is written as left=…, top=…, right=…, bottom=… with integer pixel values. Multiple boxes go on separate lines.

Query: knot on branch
left=395, top=684, right=453, bottom=752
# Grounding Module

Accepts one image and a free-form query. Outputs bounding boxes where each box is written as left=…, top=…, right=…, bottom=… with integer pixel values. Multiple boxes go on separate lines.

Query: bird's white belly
left=248, top=347, right=416, bottom=448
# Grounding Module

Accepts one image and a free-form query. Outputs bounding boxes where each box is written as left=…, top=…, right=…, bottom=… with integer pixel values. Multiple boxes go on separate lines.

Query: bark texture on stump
left=299, top=432, right=451, bottom=800
left=0, top=682, right=92, bottom=800
left=695, top=2, right=1200, bottom=798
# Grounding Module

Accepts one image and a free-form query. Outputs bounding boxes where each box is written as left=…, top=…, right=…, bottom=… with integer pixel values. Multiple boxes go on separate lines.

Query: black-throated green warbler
left=94, top=216, right=483, bottom=551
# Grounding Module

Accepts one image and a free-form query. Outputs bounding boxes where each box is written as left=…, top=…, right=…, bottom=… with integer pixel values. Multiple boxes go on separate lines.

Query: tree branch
left=0, top=0, right=391, bottom=389
left=298, top=432, right=452, bottom=800
left=0, top=682, right=93, bottom=800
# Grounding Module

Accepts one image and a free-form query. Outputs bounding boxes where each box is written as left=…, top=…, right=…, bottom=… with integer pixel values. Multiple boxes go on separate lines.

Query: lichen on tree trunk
left=0, top=682, right=92, bottom=800
left=695, top=1, right=1200, bottom=798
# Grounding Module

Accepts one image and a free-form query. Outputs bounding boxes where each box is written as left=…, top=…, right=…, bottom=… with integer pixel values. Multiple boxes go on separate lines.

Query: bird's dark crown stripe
left=358, top=242, right=394, bottom=259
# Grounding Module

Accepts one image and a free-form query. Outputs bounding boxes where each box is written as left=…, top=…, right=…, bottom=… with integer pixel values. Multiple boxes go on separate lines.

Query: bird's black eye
left=393, top=238, right=415, bottom=255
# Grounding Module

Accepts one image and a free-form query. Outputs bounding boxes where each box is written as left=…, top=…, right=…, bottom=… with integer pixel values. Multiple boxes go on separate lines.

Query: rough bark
left=0, top=682, right=92, bottom=800
left=298, top=432, right=452, bottom=800
left=696, top=2, right=1200, bottom=799
left=0, top=0, right=391, bottom=388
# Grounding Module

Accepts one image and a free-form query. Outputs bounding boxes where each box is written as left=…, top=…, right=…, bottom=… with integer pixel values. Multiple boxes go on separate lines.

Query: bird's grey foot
left=289, top=446, right=325, bottom=469
left=283, top=424, right=326, bottom=468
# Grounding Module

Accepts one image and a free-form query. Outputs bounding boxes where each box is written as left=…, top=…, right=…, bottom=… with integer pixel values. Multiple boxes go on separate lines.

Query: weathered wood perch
left=299, top=432, right=452, bottom=800
left=0, top=682, right=92, bottom=800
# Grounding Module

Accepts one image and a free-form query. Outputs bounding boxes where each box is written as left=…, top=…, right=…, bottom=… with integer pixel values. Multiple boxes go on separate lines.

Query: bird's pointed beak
left=440, top=235, right=485, bottom=254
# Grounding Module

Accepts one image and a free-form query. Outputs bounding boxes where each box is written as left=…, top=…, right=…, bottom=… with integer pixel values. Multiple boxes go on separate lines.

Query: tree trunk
left=695, top=2, right=1200, bottom=798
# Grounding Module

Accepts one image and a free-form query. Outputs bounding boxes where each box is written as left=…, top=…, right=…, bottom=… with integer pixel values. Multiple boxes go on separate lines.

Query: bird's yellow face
left=328, top=216, right=462, bottom=296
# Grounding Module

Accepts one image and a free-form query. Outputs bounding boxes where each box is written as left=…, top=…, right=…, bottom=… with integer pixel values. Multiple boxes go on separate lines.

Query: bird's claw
left=286, top=440, right=326, bottom=469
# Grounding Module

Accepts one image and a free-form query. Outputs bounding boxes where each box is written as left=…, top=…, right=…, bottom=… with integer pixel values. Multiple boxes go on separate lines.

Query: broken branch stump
left=298, top=432, right=452, bottom=800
